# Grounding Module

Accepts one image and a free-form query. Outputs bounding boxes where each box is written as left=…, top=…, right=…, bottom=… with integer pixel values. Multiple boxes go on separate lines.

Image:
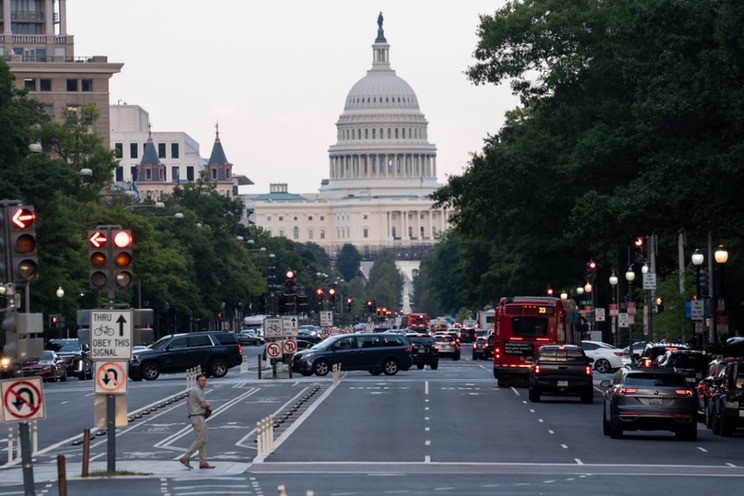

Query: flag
left=132, top=181, right=141, bottom=202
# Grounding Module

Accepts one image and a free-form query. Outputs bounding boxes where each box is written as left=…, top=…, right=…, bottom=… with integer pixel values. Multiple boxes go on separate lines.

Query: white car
left=580, top=340, right=630, bottom=373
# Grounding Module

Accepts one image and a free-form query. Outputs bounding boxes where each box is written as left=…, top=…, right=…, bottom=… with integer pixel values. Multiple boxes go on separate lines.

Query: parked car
left=406, top=333, right=439, bottom=370
left=601, top=368, right=697, bottom=440
left=638, top=343, right=690, bottom=368
left=291, top=333, right=413, bottom=376
left=697, top=357, right=741, bottom=424
left=580, top=340, right=629, bottom=373
left=45, top=339, right=92, bottom=380
left=22, top=351, right=67, bottom=382
left=472, top=336, right=489, bottom=360
left=707, top=359, right=744, bottom=436
left=657, top=349, right=711, bottom=385
left=236, top=329, right=265, bottom=346
left=529, top=345, right=594, bottom=403
left=434, top=334, right=460, bottom=360
left=129, top=331, right=243, bottom=381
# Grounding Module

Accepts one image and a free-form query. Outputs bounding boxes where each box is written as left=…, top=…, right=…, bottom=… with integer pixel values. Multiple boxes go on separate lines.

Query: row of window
left=339, top=126, right=427, bottom=141
left=114, top=166, right=195, bottom=183
left=347, top=95, right=415, bottom=105
left=114, top=142, right=180, bottom=160
left=23, top=78, right=94, bottom=93
left=273, top=225, right=438, bottom=241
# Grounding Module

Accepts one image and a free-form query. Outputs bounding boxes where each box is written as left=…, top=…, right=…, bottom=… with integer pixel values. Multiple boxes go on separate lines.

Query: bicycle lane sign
left=90, top=309, right=133, bottom=360
left=1, top=377, right=46, bottom=423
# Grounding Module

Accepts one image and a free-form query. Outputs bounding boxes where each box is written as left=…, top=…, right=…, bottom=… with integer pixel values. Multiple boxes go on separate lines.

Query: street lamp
left=609, top=272, right=618, bottom=346
left=715, top=244, right=729, bottom=342
left=691, top=249, right=704, bottom=348
left=625, top=267, right=635, bottom=353
left=56, top=286, right=65, bottom=338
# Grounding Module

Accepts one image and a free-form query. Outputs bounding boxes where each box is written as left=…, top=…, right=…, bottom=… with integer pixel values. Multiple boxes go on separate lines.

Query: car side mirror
left=82, top=344, right=90, bottom=352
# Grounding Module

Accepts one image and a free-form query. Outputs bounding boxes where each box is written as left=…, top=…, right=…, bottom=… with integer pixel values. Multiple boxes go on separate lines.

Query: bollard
left=240, top=354, right=248, bottom=373
left=256, top=420, right=263, bottom=456
left=258, top=354, right=262, bottom=380
left=307, top=491, right=315, bottom=496
left=57, top=454, right=67, bottom=496
left=269, top=414, right=274, bottom=451
left=81, top=429, right=90, bottom=477
left=7, top=427, right=14, bottom=464
left=277, top=484, right=287, bottom=496
left=332, top=363, right=341, bottom=384
left=31, top=421, right=38, bottom=455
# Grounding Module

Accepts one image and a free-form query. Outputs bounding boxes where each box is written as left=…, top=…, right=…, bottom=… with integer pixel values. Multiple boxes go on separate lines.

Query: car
left=601, top=368, right=698, bottom=440
left=580, top=340, right=630, bottom=373
left=129, top=331, right=243, bottom=381
left=457, top=327, right=477, bottom=343
left=45, top=339, right=92, bottom=380
left=405, top=333, right=439, bottom=370
left=707, top=359, right=744, bottom=436
left=434, top=334, right=460, bottom=360
left=235, top=329, right=265, bottom=346
left=638, top=343, right=690, bottom=368
left=697, top=357, right=742, bottom=424
left=656, top=349, right=711, bottom=386
left=528, top=345, right=594, bottom=403
left=22, top=351, right=67, bottom=382
left=291, top=333, right=413, bottom=377
left=472, top=336, right=489, bottom=360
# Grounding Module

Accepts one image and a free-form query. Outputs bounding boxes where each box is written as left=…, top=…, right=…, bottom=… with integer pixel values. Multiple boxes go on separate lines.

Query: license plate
left=685, top=377, right=696, bottom=383
left=650, top=398, right=663, bottom=406
left=557, top=381, right=568, bottom=387
left=739, top=410, right=744, bottom=417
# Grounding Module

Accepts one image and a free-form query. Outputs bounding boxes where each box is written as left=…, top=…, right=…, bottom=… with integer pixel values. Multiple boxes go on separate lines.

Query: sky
left=68, top=1, right=517, bottom=194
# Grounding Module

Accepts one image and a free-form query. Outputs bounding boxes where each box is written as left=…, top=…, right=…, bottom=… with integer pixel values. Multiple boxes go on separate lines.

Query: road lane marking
left=697, top=447, right=708, bottom=453
left=561, top=444, right=568, bottom=449
left=575, top=459, right=583, bottom=465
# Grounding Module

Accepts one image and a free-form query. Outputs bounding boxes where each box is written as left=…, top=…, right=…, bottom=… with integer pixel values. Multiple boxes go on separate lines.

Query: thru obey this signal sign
left=94, top=361, right=128, bottom=394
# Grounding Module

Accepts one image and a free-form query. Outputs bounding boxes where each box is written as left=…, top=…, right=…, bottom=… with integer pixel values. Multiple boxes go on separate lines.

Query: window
left=114, top=143, right=123, bottom=158
left=395, top=128, right=399, bottom=139
left=115, top=166, right=123, bottom=182
left=130, top=143, right=138, bottom=159
left=211, top=168, right=217, bottom=180
left=171, top=143, right=179, bottom=158
left=278, top=216, right=284, bottom=221
left=308, top=216, right=313, bottom=221
left=158, top=143, right=166, bottom=158
left=363, top=228, right=368, bottom=238
left=24, top=78, right=36, bottom=90
left=186, top=166, right=194, bottom=181
left=145, top=169, right=152, bottom=180
left=363, top=214, right=368, bottom=220
left=320, top=229, right=325, bottom=239
left=172, top=167, right=180, bottom=183
left=39, top=79, right=51, bottom=91
left=279, top=230, right=285, bottom=237
left=293, top=226, right=299, bottom=239
left=511, top=317, right=549, bottom=338
left=320, top=216, right=325, bottom=221
left=81, top=79, right=93, bottom=92
left=131, top=166, right=138, bottom=181
left=66, top=79, right=78, bottom=92
left=392, top=227, right=397, bottom=239
left=188, top=335, right=211, bottom=347
left=168, top=337, right=188, bottom=349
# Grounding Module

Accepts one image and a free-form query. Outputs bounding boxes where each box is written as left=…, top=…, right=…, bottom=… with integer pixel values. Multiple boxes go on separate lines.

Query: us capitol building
left=250, top=14, right=451, bottom=259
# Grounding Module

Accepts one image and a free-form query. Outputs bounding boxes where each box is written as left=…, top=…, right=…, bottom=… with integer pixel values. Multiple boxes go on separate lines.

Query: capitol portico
left=251, top=14, right=451, bottom=257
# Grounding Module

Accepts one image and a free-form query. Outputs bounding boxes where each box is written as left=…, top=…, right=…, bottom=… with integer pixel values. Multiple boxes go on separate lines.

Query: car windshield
left=149, top=336, right=175, bottom=350
left=46, top=341, right=81, bottom=353
left=668, top=354, right=707, bottom=368
left=624, top=373, right=688, bottom=387
left=407, top=336, right=433, bottom=345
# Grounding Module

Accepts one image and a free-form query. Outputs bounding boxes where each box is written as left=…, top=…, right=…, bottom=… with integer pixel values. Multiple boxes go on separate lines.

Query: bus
left=405, top=313, right=429, bottom=332
left=492, top=296, right=580, bottom=387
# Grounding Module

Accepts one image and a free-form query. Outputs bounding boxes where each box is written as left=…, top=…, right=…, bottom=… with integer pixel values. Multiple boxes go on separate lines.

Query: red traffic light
left=315, top=288, right=324, bottom=296
left=587, top=260, right=597, bottom=270
left=10, top=207, right=35, bottom=230
left=285, top=270, right=295, bottom=280
left=88, top=230, right=108, bottom=248
left=113, top=230, right=133, bottom=248
left=634, top=236, right=644, bottom=248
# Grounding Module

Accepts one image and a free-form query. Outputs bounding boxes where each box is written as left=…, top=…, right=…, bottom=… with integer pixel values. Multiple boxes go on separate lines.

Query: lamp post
left=692, top=249, right=704, bottom=348
left=56, top=286, right=65, bottom=338
left=609, top=272, right=619, bottom=346
left=584, top=281, right=593, bottom=339
left=625, top=266, right=636, bottom=353
left=715, top=244, right=729, bottom=343
left=641, top=262, right=654, bottom=342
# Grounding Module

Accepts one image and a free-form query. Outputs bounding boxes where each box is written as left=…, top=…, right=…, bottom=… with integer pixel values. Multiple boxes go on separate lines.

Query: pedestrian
left=179, top=373, right=215, bottom=469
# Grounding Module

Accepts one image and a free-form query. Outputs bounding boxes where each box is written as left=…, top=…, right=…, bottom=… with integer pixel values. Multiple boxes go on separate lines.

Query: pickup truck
left=528, top=344, right=594, bottom=403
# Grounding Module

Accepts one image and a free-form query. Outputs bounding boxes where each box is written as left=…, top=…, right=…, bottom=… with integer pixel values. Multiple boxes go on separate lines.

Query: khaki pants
left=185, top=416, right=207, bottom=463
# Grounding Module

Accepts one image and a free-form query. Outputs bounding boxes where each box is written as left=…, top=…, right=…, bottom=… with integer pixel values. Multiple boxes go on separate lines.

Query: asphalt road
left=1, top=345, right=744, bottom=495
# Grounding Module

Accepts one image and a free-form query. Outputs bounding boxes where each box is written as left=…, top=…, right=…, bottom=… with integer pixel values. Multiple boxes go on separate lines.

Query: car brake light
left=237, top=343, right=243, bottom=354
left=534, top=365, right=541, bottom=375
left=405, top=345, right=412, bottom=352
left=618, top=387, right=638, bottom=395
left=675, top=389, right=694, bottom=397
left=432, top=345, right=438, bottom=351
left=614, top=351, right=626, bottom=357
left=585, top=365, right=592, bottom=376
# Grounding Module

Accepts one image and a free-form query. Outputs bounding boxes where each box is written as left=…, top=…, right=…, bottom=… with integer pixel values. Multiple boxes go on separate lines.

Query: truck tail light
left=534, top=365, right=541, bottom=375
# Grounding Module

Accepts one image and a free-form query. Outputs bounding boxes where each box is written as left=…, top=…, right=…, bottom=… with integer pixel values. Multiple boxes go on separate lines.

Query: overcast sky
left=68, top=1, right=516, bottom=193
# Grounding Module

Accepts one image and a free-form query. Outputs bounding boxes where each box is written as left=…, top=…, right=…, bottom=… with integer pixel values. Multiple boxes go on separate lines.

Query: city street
left=2, top=346, right=744, bottom=495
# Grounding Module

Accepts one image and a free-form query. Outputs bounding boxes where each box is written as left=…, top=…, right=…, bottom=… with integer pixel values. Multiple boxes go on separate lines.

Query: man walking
left=180, top=373, right=215, bottom=469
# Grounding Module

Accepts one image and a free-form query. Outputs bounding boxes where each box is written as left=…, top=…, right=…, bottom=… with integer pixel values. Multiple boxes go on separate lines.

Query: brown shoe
left=179, top=456, right=192, bottom=469
left=199, top=462, right=215, bottom=469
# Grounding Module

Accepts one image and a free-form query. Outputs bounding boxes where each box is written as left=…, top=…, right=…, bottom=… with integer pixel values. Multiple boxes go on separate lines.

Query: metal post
left=106, top=394, right=115, bottom=473
left=18, top=422, right=35, bottom=496
left=57, top=454, right=67, bottom=496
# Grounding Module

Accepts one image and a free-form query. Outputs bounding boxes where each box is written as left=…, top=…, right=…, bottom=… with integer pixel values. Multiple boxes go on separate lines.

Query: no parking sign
left=266, top=341, right=283, bottom=359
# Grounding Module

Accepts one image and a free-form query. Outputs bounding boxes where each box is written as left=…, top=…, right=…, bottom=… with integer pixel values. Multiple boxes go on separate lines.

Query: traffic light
left=586, top=259, right=597, bottom=282
left=315, top=288, right=324, bottom=304
left=376, top=307, right=386, bottom=318
left=284, top=269, right=296, bottom=293
left=633, top=236, right=645, bottom=263
left=328, top=287, right=336, bottom=306
left=50, top=313, right=60, bottom=329
left=655, top=296, right=664, bottom=313
left=7, top=205, right=38, bottom=283
left=88, top=229, right=109, bottom=289
left=365, top=299, right=375, bottom=313
left=0, top=207, right=6, bottom=282
left=699, top=268, right=709, bottom=294
left=345, top=297, right=353, bottom=312
left=111, top=229, right=133, bottom=288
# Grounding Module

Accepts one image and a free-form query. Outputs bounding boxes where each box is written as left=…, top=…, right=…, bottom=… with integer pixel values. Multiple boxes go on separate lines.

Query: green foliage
left=366, top=250, right=403, bottom=309
left=336, top=244, right=362, bottom=282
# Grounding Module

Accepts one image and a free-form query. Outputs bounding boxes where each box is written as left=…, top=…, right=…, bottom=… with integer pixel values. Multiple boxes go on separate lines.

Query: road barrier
left=256, top=414, right=274, bottom=457
left=332, top=363, right=341, bottom=384
left=185, top=365, right=202, bottom=389
left=6, top=421, right=38, bottom=464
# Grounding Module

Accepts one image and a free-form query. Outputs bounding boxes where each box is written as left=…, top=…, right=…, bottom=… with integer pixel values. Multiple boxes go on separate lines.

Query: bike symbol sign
left=94, top=361, right=128, bottom=395
left=266, top=341, right=282, bottom=359
left=283, top=337, right=298, bottom=354
left=1, top=377, right=46, bottom=423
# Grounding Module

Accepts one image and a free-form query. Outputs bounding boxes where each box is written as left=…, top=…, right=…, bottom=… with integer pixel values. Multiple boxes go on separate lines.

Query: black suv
left=708, top=359, right=744, bottom=436
left=45, top=339, right=92, bottom=380
left=657, top=349, right=711, bottom=386
left=638, top=343, right=689, bottom=368
left=529, top=345, right=594, bottom=403
left=406, top=333, right=439, bottom=370
left=129, top=332, right=243, bottom=381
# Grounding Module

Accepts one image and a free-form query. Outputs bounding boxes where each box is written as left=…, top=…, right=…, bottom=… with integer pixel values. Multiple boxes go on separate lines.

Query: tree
left=366, top=250, right=403, bottom=310
left=337, top=244, right=362, bottom=282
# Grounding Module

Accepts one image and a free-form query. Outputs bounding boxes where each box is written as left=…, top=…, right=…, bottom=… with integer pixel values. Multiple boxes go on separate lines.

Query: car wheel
left=528, top=386, right=540, bottom=402
left=676, top=423, right=698, bottom=441
left=313, top=360, right=330, bottom=376
left=142, top=362, right=160, bottom=381
left=430, top=361, right=438, bottom=370
left=369, top=369, right=382, bottom=376
left=603, top=407, right=611, bottom=436
left=417, top=364, right=424, bottom=370
left=594, top=359, right=612, bottom=374
left=382, top=359, right=399, bottom=376
left=209, top=359, right=229, bottom=378
left=609, top=416, right=623, bottom=439
left=581, top=388, right=594, bottom=404
left=453, top=353, right=460, bottom=361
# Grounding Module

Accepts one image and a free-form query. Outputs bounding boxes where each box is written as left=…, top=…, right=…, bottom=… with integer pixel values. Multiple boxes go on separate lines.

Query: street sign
left=321, top=327, right=332, bottom=338
left=263, top=318, right=284, bottom=338
left=691, top=300, right=705, bottom=321
left=283, top=337, right=298, bottom=354
left=717, top=316, right=729, bottom=336
left=595, top=307, right=606, bottom=322
left=643, top=272, right=657, bottom=290
left=265, top=341, right=282, bottom=359
left=90, top=309, right=133, bottom=360
left=94, top=361, right=128, bottom=395
left=694, top=321, right=704, bottom=335
left=618, top=313, right=629, bottom=328
left=282, top=316, right=298, bottom=337
left=320, top=311, right=333, bottom=327
left=609, top=303, right=619, bottom=317
left=1, top=377, right=46, bottom=423
left=627, top=302, right=637, bottom=315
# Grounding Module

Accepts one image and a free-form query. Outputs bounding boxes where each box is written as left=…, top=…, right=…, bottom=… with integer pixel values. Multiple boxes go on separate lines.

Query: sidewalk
left=0, top=460, right=252, bottom=487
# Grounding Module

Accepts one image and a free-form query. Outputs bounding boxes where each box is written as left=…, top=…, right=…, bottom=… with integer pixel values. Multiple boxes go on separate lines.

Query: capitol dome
left=321, top=13, right=438, bottom=199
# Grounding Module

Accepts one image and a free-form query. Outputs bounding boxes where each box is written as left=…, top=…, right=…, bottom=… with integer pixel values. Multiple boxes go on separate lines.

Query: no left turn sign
left=1, top=377, right=46, bottom=423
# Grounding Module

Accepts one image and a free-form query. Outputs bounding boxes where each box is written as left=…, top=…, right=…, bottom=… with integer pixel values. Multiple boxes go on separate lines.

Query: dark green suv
left=129, top=332, right=243, bottom=381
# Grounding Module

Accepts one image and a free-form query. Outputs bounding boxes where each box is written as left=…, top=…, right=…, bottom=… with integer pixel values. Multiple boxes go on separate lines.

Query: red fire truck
left=405, top=313, right=429, bottom=332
